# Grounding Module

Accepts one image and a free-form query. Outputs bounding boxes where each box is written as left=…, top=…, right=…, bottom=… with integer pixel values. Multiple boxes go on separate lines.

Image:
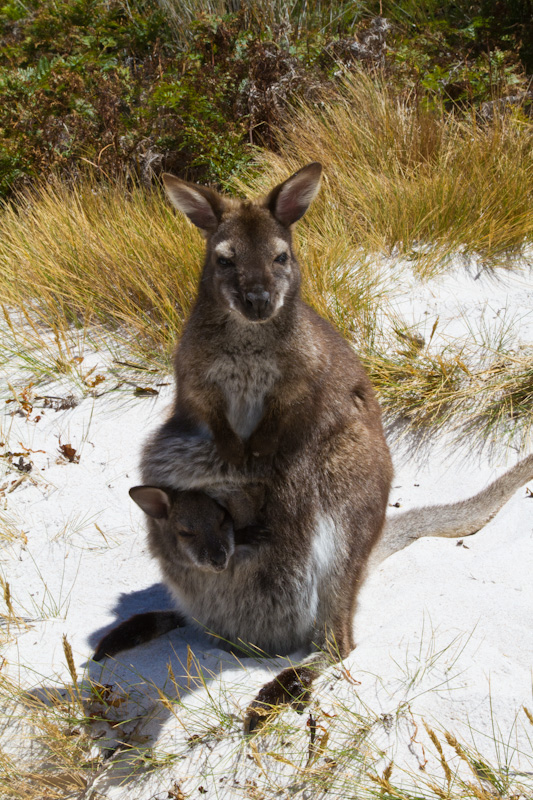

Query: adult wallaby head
left=130, top=486, right=235, bottom=572
left=162, top=163, right=322, bottom=323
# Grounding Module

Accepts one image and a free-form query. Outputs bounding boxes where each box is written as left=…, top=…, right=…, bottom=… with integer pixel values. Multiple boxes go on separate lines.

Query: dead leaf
left=134, top=387, right=159, bottom=396
left=85, top=374, right=106, bottom=388
left=168, top=783, right=187, bottom=800
left=59, top=443, right=80, bottom=463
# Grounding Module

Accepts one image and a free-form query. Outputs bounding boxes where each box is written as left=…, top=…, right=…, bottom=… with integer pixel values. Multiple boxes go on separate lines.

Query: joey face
left=169, top=499, right=235, bottom=572
left=130, top=486, right=236, bottom=572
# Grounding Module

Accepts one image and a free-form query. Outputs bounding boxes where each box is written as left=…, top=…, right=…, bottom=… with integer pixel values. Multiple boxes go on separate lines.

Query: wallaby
left=97, top=163, right=394, bottom=729
left=96, top=164, right=531, bottom=731
left=94, top=484, right=267, bottom=662
left=94, top=456, right=533, bottom=671
left=136, top=165, right=393, bottom=726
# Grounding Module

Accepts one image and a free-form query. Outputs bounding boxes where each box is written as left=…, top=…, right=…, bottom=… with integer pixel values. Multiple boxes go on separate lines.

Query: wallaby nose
left=209, top=546, right=229, bottom=570
left=246, top=289, right=271, bottom=316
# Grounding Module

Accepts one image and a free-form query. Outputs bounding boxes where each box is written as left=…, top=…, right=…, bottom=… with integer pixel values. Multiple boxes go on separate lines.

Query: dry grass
left=1, top=642, right=531, bottom=800
left=240, top=70, right=533, bottom=272
left=0, top=175, right=203, bottom=372
left=0, top=73, right=532, bottom=445
left=155, top=0, right=358, bottom=45
left=0, top=671, right=105, bottom=800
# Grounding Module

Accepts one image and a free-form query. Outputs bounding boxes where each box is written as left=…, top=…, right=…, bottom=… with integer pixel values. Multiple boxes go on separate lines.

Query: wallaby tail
left=370, top=454, right=533, bottom=567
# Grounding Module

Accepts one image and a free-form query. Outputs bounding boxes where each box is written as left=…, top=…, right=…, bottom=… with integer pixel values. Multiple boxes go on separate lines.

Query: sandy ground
left=1, top=258, right=532, bottom=798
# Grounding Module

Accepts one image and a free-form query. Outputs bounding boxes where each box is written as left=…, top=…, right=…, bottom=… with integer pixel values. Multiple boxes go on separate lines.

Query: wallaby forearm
left=141, top=421, right=270, bottom=490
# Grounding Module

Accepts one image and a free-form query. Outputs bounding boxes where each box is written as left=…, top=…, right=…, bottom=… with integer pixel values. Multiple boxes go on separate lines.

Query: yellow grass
left=0, top=175, right=203, bottom=370
left=0, top=73, right=532, bottom=444
left=239, top=70, right=533, bottom=273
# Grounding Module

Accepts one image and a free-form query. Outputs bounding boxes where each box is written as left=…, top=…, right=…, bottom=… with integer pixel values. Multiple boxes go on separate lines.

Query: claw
left=244, top=700, right=278, bottom=734
left=243, top=667, right=314, bottom=733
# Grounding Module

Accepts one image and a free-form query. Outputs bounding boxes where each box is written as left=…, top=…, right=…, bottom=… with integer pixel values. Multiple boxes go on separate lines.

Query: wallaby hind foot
left=93, top=610, right=185, bottom=662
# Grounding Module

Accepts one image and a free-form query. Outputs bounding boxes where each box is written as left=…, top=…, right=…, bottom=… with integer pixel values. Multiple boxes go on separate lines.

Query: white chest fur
left=206, top=351, right=280, bottom=439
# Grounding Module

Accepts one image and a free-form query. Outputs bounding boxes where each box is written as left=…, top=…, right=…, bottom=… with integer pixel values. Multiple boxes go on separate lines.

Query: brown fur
left=94, top=485, right=268, bottom=661
left=101, top=164, right=393, bottom=729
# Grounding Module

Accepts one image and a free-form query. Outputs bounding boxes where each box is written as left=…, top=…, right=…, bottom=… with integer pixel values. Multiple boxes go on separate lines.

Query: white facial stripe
left=273, top=237, right=288, bottom=257
left=221, top=286, right=237, bottom=311
left=214, top=241, right=234, bottom=259
left=272, top=291, right=285, bottom=314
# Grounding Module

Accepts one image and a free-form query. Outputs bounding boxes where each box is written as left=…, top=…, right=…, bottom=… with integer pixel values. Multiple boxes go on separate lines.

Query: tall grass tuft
left=240, top=70, right=533, bottom=273
left=0, top=175, right=203, bottom=370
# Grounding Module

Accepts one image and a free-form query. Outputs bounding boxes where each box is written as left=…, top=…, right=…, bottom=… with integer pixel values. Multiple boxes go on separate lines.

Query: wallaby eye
left=178, top=529, right=195, bottom=539
left=274, top=252, right=288, bottom=265
left=217, top=256, right=234, bottom=268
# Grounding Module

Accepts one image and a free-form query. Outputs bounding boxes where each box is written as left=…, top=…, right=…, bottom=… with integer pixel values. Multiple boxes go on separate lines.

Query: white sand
left=1, top=258, right=532, bottom=797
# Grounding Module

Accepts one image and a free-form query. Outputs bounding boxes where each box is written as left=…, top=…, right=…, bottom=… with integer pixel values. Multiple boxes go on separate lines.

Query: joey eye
left=274, top=252, right=288, bottom=265
left=217, top=256, right=234, bottom=268
left=178, top=530, right=195, bottom=539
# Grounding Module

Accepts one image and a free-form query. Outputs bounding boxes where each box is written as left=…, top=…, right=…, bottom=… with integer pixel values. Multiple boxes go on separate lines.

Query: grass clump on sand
left=1, top=644, right=532, bottom=800
left=0, top=174, right=202, bottom=372
left=0, top=72, right=532, bottom=445
left=242, top=70, right=533, bottom=272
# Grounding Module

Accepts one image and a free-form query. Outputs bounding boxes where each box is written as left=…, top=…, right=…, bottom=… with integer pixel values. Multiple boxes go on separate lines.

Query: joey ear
left=162, top=174, right=225, bottom=232
left=129, top=486, right=171, bottom=519
left=265, top=162, right=322, bottom=227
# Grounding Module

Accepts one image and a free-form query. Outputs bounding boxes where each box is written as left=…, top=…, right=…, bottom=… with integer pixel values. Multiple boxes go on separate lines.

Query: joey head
left=129, top=486, right=235, bottom=573
left=94, top=485, right=268, bottom=661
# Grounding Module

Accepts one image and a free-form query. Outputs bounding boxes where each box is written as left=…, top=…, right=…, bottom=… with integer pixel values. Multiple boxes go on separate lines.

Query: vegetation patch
left=1, top=0, right=531, bottom=198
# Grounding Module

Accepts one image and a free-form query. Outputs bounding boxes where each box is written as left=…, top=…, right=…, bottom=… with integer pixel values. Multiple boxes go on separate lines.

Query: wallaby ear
left=162, top=174, right=225, bottom=233
left=129, top=486, right=171, bottom=519
left=265, top=162, right=322, bottom=227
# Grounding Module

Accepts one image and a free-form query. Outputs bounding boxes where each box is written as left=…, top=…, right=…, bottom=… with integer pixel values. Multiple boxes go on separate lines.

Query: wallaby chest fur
left=190, top=319, right=282, bottom=440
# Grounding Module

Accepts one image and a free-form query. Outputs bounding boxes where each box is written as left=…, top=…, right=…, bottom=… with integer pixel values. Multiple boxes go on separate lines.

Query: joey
left=94, top=484, right=268, bottom=661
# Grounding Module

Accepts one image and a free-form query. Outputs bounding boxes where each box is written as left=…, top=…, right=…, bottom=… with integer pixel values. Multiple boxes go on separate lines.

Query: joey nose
left=210, top=547, right=229, bottom=570
left=246, top=290, right=271, bottom=316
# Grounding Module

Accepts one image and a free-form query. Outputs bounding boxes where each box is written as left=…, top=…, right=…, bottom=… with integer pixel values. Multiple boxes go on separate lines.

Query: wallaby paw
left=244, top=668, right=313, bottom=733
left=93, top=625, right=137, bottom=662
left=93, top=611, right=182, bottom=662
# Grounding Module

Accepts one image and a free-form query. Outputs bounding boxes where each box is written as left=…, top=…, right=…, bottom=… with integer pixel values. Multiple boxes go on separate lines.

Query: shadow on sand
left=29, top=582, right=291, bottom=794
